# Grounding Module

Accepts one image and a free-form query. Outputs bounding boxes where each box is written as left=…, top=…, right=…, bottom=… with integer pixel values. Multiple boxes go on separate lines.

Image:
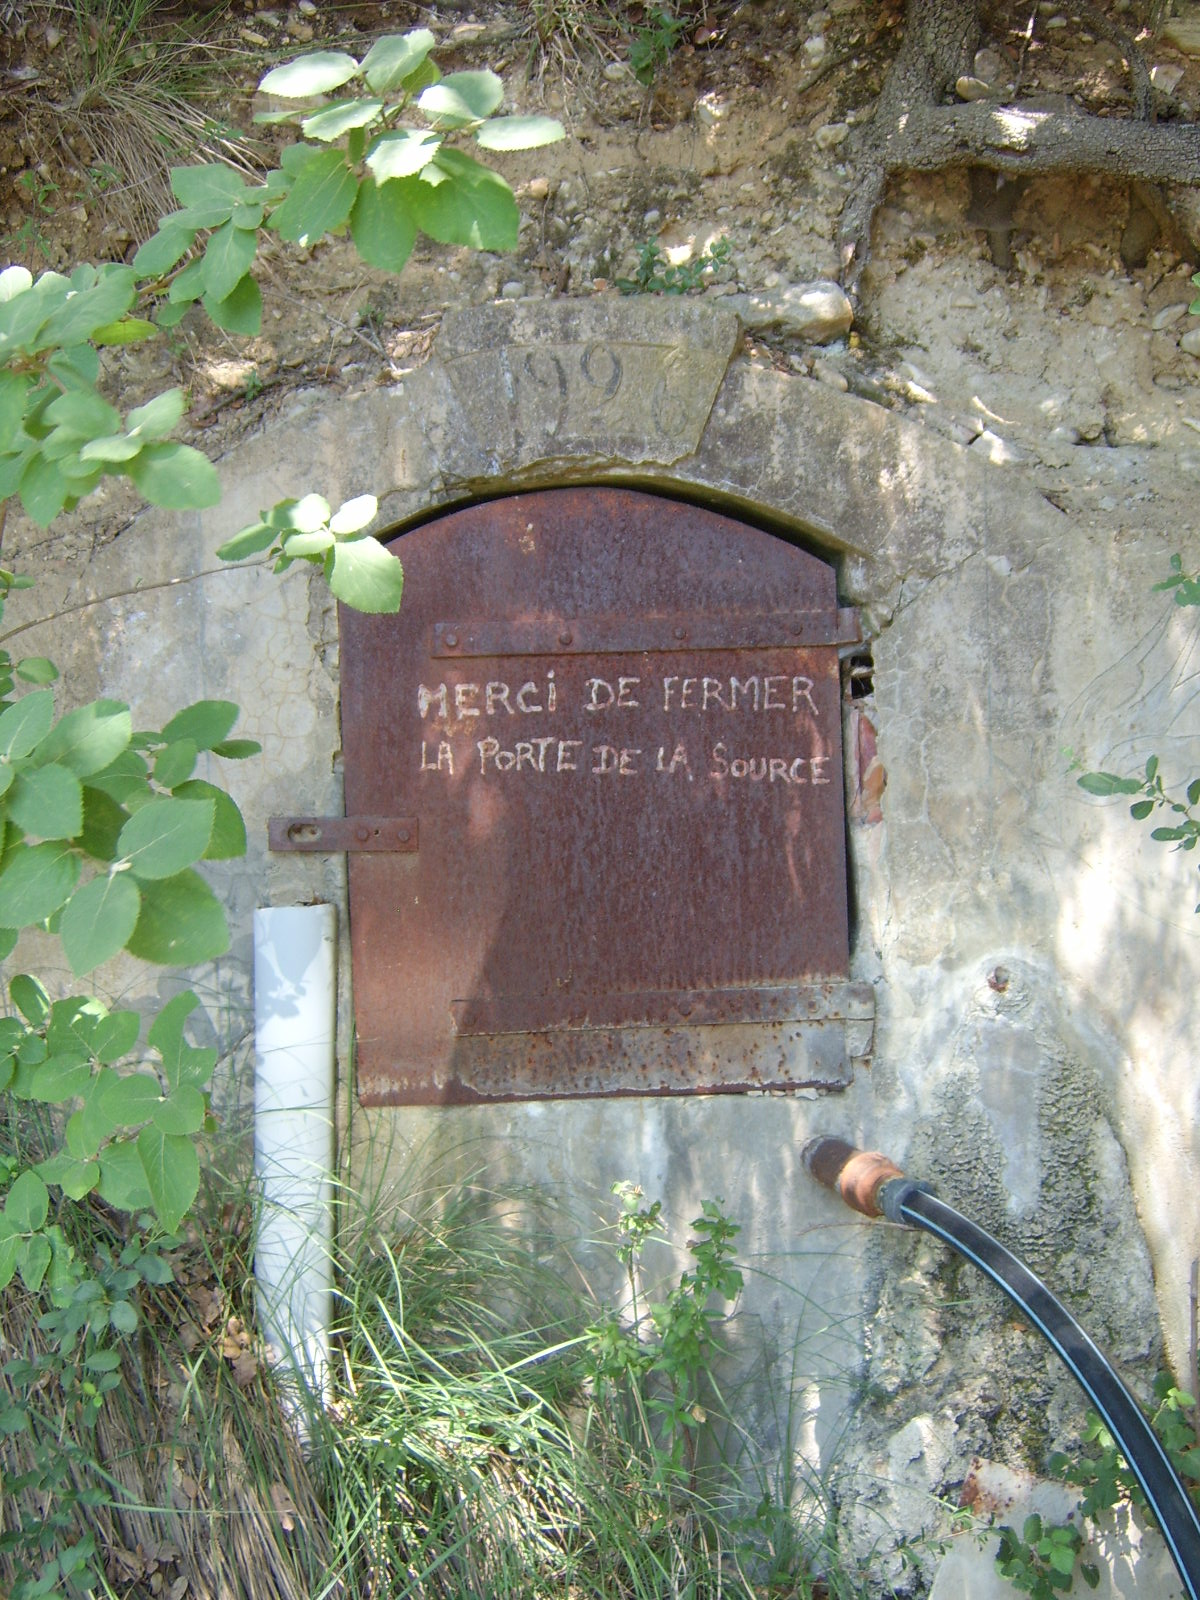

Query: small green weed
left=995, top=1514, right=1095, bottom=1597
left=585, top=1182, right=743, bottom=1485
left=996, top=1372, right=1200, bottom=1596
left=2, top=173, right=59, bottom=264
left=630, top=5, right=690, bottom=84
left=616, top=235, right=732, bottom=295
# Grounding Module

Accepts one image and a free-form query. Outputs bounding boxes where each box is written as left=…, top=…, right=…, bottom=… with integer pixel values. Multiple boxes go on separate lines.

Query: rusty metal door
left=337, top=488, right=868, bottom=1105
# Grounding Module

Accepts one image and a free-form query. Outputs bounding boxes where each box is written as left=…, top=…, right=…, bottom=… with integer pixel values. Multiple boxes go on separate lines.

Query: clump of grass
left=524, top=0, right=627, bottom=90
left=22, top=0, right=257, bottom=242
left=1, top=1106, right=872, bottom=1600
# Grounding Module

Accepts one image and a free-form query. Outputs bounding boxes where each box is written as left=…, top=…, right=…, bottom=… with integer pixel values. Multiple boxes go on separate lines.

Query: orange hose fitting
left=803, top=1136, right=907, bottom=1218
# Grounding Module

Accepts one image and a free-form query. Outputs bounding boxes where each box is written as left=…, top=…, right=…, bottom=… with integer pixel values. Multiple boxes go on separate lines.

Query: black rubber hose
left=879, top=1177, right=1200, bottom=1600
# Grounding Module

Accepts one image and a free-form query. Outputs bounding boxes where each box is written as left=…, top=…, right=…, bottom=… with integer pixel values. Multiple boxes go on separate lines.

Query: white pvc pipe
left=253, top=904, right=337, bottom=1403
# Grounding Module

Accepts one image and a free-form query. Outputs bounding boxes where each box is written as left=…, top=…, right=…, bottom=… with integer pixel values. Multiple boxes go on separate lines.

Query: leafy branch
left=136, top=30, right=563, bottom=335
left=1077, top=555, right=1200, bottom=913
left=0, top=28, right=562, bottom=1593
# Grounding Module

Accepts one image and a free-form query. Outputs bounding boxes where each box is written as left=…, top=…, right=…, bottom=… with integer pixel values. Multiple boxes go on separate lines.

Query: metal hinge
left=269, top=816, right=419, bottom=853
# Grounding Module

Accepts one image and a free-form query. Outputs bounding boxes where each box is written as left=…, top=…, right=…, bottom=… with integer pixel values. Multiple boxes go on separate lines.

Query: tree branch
left=894, top=102, right=1200, bottom=184
left=838, top=0, right=1200, bottom=292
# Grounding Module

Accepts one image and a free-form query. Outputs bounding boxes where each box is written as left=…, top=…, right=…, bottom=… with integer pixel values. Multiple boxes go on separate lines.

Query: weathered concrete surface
left=5, top=298, right=1197, bottom=1594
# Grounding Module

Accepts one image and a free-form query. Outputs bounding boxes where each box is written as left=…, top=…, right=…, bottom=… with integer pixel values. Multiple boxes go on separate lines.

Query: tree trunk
left=838, top=0, right=1200, bottom=290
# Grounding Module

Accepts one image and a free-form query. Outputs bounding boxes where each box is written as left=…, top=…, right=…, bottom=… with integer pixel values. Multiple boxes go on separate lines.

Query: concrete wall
left=7, top=296, right=1198, bottom=1591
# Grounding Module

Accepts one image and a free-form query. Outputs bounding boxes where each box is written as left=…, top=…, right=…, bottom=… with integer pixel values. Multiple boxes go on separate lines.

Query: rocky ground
left=2, top=1, right=1200, bottom=564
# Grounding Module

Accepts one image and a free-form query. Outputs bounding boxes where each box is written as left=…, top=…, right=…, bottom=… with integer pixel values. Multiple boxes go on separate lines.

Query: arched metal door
left=335, top=488, right=870, bottom=1105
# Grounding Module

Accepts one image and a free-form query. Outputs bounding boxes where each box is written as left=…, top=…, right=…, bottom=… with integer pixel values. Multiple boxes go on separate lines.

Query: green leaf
left=124, top=869, right=229, bottom=965
left=109, top=1300, right=139, bottom=1334
left=209, top=738, right=261, bottom=759
left=147, top=990, right=200, bottom=1076
left=260, top=50, right=361, bottom=97
left=0, top=368, right=31, bottom=439
left=36, top=1153, right=100, bottom=1200
left=152, top=1084, right=205, bottom=1135
left=100, top=1071, right=164, bottom=1128
left=168, top=256, right=208, bottom=305
left=6, top=1168, right=49, bottom=1231
left=60, top=872, right=142, bottom=975
left=15, top=657, right=59, bottom=685
left=204, top=272, right=263, bottom=336
left=38, top=699, right=132, bottom=777
left=80, top=433, right=143, bottom=464
left=8, top=764, right=84, bottom=840
left=137, top=1124, right=199, bottom=1235
left=302, top=97, right=384, bottom=141
left=170, top=780, right=246, bottom=859
left=89, top=1008, right=141, bottom=1063
left=0, top=687, right=55, bottom=760
left=153, top=738, right=197, bottom=788
left=97, top=1138, right=154, bottom=1212
left=128, top=441, right=221, bottom=509
left=366, top=128, right=442, bottom=182
left=46, top=340, right=100, bottom=392
left=93, top=315, right=158, bottom=347
left=269, top=148, right=358, bottom=244
left=0, top=264, right=33, bottom=300
left=1077, top=771, right=1144, bottom=797
left=279, top=142, right=319, bottom=178
left=161, top=700, right=240, bottom=750
left=410, top=147, right=519, bottom=251
left=44, top=388, right=121, bottom=439
left=137, top=1252, right=175, bottom=1285
left=132, top=223, right=198, bottom=278
left=29, top=1051, right=92, bottom=1102
left=0, top=1223, right=16, bottom=1290
left=169, top=162, right=253, bottom=215
left=0, top=840, right=80, bottom=926
left=362, top=29, right=436, bottom=92
left=287, top=491, right=330, bottom=532
left=215, top=520, right=277, bottom=561
left=79, top=784, right=130, bottom=859
left=87, top=1347, right=124, bottom=1373
left=326, top=536, right=405, bottom=613
left=284, top=528, right=335, bottom=557
left=1130, top=799, right=1155, bottom=820
left=10, top=972, right=49, bottom=1025
left=200, top=221, right=258, bottom=304
left=118, top=797, right=214, bottom=880
left=418, top=70, right=504, bottom=125
left=67, top=1074, right=112, bottom=1156
left=330, top=493, right=378, bottom=535
left=475, top=115, right=565, bottom=151
left=19, top=450, right=70, bottom=525
left=40, top=265, right=137, bottom=347
left=156, top=299, right=190, bottom=330
left=17, top=1232, right=50, bottom=1292
left=350, top=175, right=418, bottom=273
left=127, top=388, right=186, bottom=441
left=1046, top=1541, right=1077, bottom=1576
